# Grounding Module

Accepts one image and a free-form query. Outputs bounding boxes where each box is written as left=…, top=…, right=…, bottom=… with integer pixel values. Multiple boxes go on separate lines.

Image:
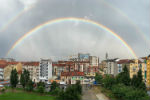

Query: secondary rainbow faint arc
left=0, top=5, right=34, bottom=32
left=100, top=0, right=150, bottom=44
left=6, top=17, right=137, bottom=58
left=0, top=0, right=148, bottom=45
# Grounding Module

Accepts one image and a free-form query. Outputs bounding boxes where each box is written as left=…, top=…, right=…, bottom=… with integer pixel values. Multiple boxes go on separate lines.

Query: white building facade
left=0, top=67, right=4, bottom=80
left=39, top=59, right=52, bottom=82
left=89, top=56, right=99, bottom=66
left=105, top=59, right=118, bottom=76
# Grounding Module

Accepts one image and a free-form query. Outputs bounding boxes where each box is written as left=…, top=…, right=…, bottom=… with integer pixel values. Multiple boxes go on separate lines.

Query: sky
left=0, top=0, right=149, bottom=61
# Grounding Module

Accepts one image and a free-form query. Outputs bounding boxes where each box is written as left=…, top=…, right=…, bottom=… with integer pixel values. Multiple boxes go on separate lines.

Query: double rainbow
left=6, top=17, right=137, bottom=58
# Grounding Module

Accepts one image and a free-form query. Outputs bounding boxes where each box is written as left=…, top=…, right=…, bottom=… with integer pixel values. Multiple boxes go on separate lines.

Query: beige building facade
left=22, top=62, right=39, bottom=83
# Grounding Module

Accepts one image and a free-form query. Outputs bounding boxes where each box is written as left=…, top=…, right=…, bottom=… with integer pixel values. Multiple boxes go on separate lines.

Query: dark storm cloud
left=0, top=0, right=149, bottom=60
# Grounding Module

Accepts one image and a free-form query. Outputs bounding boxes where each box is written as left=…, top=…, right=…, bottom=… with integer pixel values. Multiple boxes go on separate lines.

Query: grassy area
left=0, top=90, right=56, bottom=100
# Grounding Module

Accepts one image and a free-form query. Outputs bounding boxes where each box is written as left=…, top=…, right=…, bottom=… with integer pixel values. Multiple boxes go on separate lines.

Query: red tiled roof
left=0, top=60, right=7, bottom=65
left=0, top=60, right=39, bottom=67
left=117, top=59, right=142, bottom=64
left=61, top=71, right=84, bottom=76
left=7, top=61, right=19, bottom=65
left=0, top=60, right=7, bottom=68
left=0, top=60, right=19, bottom=68
left=52, top=64, right=67, bottom=66
left=117, top=59, right=130, bottom=64
left=23, top=62, right=39, bottom=66
left=52, top=63, right=74, bottom=67
left=0, top=64, right=7, bottom=68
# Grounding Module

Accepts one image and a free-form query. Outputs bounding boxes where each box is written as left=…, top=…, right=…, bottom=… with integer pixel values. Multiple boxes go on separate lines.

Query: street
left=82, top=85, right=109, bottom=100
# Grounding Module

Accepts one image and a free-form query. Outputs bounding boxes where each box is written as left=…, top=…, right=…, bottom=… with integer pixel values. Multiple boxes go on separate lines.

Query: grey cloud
left=0, top=0, right=149, bottom=60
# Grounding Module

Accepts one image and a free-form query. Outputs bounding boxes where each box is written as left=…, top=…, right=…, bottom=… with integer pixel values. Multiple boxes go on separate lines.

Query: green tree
left=10, top=69, right=19, bottom=88
left=58, top=82, right=82, bottom=100
left=37, top=81, right=45, bottom=93
left=131, top=69, right=146, bottom=91
left=116, top=65, right=131, bottom=86
left=139, top=82, right=146, bottom=91
left=112, top=84, right=132, bottom=99
left=20, top=73, right=25, bottom=88
left=26, top=79, right=34, bottom=91
left=95, top=73, right=103, bottom=84
left=50, top=81, right=59, bottom=92
left=75, top=81, right=82, bottom=95
left=131, top=75, right=138, bottom=87
left=125, top=89, right=149, bottom=100
left=62, top=85, right=81, bottom=100
left=58, top=90, right=66, bottom=100
left=38, top=86, right=44, bottom=93
left=102, top=75, right=116, bottom=90
left=112, top=84, right=149, bottom=100
left=137, top=69, right=143, bottom=83
left=20, top=69, right=30, bottom=88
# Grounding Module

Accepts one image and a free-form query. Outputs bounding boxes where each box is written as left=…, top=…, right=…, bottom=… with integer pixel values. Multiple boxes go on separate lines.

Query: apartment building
left=39, top=59, right=52, bottom=82
left=147, top=55, right=150, bottom=88
left=0, top=60, right=7, bottom=80
left=102, top=59, right=118, bottom=76
left=3, top=62, right=22, bottom=80
left=0, top=65, right=5, bottom=80
left=52, top=61, right=74, bottom=78
left=117, top=59, right=143, bottom=79
left=22, top=62, right=39, bottom=82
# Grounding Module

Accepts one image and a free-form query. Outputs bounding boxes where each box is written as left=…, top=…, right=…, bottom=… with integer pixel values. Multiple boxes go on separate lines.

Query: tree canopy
left=10, top=69, right=19, bottom=88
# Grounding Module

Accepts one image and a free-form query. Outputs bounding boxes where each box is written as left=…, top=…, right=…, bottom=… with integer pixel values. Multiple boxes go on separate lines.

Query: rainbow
left=0, top=0, right=149, bottom=46
left=0, top=5, right=34, bottom=32
left=6, top=17, right=137, bottom=58
left=101, top=0, right=150, bottom=45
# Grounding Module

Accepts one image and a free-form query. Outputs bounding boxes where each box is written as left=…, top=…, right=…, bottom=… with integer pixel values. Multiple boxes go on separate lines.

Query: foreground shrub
left=102, top=75, right=116, bottom=90
left=125, top=89, right=149, bottom=100
left=74, top=81, right=82, bottom=95
left=58, top=82, right=82, bottom=100
left=112, top=84, right=149, bottom=100
left=50, top=81, right=59, bottom=92
left=37, top=86, right=44, bottom=93
left=26, top=80, right=34, bottom=91
left=37, top=81, right=45, bottom=93
left=112, top=84, right=130, bottom=99
left=60, top=85, right=81, bottom=100
left=50, top=87, right=61, bottom=95
left=95, top=73, right=103, bottom=84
